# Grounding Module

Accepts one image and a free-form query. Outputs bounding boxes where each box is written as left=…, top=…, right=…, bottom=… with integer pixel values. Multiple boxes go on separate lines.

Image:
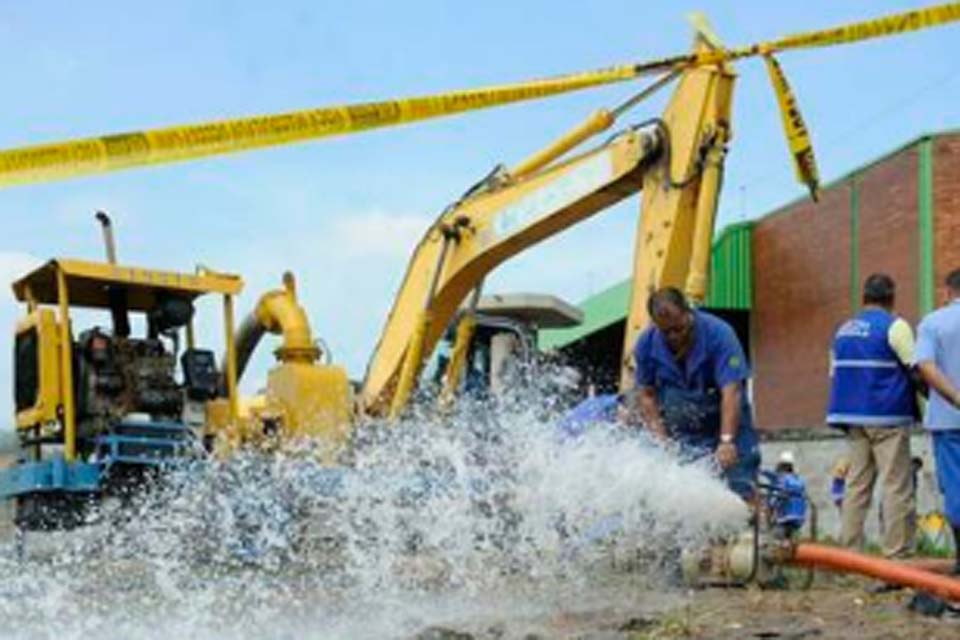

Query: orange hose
left=789, top=542, right=960, bottom=602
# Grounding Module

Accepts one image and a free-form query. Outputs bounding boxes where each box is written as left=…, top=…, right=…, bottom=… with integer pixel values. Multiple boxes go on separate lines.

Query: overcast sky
left=0, top=1, right=957, bottom=420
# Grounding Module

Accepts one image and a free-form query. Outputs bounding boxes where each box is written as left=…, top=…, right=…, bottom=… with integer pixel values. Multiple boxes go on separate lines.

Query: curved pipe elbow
left=255, top=271, right=320, bottom=363
left=255, top=289, right=318, bottom=360
left=232, top=273, right=320, bottom=386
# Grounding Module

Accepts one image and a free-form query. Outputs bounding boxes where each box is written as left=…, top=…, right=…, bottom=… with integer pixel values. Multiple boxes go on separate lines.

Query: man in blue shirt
left=916, top=268, right=960, bottom=574
left=633, top=287, right=761, bottom=500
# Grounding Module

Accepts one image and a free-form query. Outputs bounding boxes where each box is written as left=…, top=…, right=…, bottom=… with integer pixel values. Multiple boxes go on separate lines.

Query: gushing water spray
left=0, top=388, right=747, bottom=639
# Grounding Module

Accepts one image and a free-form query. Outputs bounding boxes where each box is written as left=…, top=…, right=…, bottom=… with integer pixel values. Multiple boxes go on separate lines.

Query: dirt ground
left=628, top=586, right=960, bottom=640
left=410, top=579, right=960, bottom=640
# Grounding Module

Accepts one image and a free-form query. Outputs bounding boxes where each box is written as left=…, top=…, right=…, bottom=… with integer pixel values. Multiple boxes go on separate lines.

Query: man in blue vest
left=915, top=267, right=960, bottom=574
left=633, top=287, right=761, bottom=500
left=827, top=273, right=916, bottom=558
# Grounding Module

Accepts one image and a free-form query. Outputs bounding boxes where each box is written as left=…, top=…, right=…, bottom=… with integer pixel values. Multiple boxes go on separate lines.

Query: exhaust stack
left=95, top=210, right=117, bottom=264
left=95, top=211, right=130, bottom=337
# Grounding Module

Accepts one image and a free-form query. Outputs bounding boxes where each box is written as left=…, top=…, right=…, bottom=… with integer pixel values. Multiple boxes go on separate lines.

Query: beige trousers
left=840, top=426, right=915, bottom=557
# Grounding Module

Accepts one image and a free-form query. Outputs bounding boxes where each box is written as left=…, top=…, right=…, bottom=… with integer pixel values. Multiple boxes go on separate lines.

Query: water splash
left=0, top=397, right=747, bottom=639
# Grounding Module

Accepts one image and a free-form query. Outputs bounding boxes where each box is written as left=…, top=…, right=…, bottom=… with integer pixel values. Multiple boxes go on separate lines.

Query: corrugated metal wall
left=540, top=222, right=755, bottom=351
left=706, top=221, right=754, bottom=310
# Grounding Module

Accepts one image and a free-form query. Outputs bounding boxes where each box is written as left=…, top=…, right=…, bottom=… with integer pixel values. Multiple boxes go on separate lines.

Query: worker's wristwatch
left=720, top=434, right=734, bottom=445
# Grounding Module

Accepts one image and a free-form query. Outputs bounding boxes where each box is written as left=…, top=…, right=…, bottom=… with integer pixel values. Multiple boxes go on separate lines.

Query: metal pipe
left=799, top=497, right=818, bottom=590
left=23, top=284, right=37, bottom=312
left=439, top=283, right=484, bottom=407
left=223, top=294, right=238, bottom=425
left=684, top=130, right=727, bottom=302
left=745, top=492, right=761, bottom=584
left=510, top=109, right=615, bottom=180
left=509, top=71, right=679, bottom=182
left=95, top=210, right=117, bottom=264
left=94, top=211, right=131, bottom=337
left=226, top=272, right=320, bottom=393
left=253, top=273, right=318, bottom=363
left=56, top=268, right=76, bottom=461
left=610, top=70, right=681, bottom=118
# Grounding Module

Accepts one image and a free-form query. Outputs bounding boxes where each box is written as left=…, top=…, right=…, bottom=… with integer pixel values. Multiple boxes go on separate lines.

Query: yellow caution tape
left=766, top=1, right=960, bottom=53
left=0, top=64, right=644, bottom=187
left=0, top=1, right=959, bottom=188
left=722, top=0, right=960, bottom=197
left=714, top=1, right=960, bottom=63
left=763, top=55, right=820, bottom=199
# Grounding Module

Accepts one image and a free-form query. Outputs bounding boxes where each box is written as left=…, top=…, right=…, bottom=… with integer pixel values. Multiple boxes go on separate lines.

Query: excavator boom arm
left=361, top=127, right=661, bottom=414
left=361, top=52, right=735, bottom=416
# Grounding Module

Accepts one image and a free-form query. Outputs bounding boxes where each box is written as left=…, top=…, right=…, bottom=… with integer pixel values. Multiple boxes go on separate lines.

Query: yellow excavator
left=360, top=55, right=730, bottom=419
left=1, top=35, right=731, bottom=528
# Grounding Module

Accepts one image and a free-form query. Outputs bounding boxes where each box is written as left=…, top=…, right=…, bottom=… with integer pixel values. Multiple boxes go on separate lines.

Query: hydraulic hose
left=233, top=313, right=267, bottom=384
left=788, top=543, right=960, bottom=602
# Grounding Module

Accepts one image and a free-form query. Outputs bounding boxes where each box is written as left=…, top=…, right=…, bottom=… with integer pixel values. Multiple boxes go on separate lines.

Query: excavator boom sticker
left=489, top=153, right=612, bottom=242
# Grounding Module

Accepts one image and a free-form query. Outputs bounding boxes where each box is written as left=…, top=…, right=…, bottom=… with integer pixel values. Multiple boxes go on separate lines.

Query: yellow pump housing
left=212, top=271, right=353, bottom=452
left=264, top=362, right=352, bottom=442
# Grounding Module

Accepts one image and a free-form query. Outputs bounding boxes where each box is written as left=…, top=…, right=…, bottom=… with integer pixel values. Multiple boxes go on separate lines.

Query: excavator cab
left=2, top=219, right=244, bottom=529
left=429, top=294, right=583, bottom=401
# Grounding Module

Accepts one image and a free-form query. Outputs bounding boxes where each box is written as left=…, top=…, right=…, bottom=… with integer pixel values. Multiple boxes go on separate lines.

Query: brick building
left=541, top=130, right=960, bottom=431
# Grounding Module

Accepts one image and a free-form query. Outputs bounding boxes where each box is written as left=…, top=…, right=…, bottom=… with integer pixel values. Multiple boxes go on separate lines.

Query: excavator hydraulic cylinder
left=439, top=313, right=478, bottom=407
left=510, top=109, right=615, bottom=180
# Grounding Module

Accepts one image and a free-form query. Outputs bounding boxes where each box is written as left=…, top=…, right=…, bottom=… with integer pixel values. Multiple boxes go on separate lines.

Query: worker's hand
left=715, top=442, right=738, bottom=470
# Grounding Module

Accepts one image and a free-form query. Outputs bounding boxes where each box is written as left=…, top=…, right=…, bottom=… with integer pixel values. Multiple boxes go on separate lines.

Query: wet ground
left=406, top=582, right=960, bottom=640
left=636, top=587, right=959, bottom=640
left=5, top=526, right=960, bottom=639
left=1, top=412, right=956, bottom=639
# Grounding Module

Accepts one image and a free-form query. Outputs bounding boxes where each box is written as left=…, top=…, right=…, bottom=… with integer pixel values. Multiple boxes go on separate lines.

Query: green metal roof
left=539, top=221, right=754, bottom=350
left=538, top=279, right=631, bottom=350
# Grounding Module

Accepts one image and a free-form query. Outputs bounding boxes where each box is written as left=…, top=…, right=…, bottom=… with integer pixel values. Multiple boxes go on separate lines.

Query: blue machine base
left=1, top=420, right=195, bottom=500
left=95, top=419, right=193, bottom=468
left=0, top=454, right=102, bottom=499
